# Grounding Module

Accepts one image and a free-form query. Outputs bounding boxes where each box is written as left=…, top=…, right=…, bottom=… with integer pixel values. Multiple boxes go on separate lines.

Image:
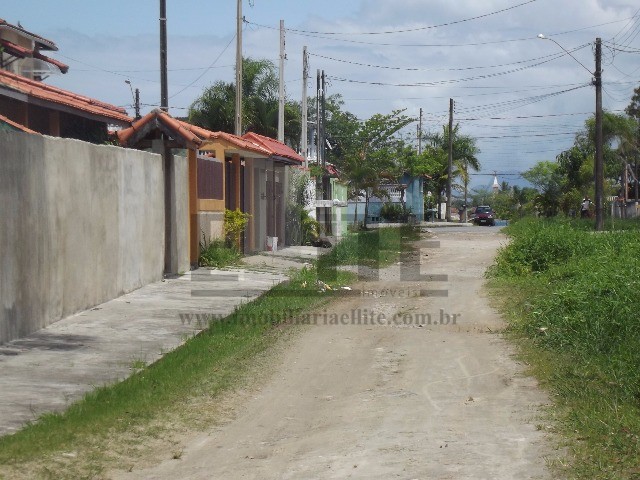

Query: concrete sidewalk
left=0, top=267, right=291, bottom=436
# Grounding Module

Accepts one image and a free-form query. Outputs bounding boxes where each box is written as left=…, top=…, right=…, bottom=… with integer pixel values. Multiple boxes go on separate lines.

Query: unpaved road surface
left=112, top=227, right=553, bottom=479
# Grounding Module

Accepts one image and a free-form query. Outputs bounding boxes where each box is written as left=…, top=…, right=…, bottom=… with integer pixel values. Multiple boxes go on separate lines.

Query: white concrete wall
left=0, top=132, right=167, bottom=343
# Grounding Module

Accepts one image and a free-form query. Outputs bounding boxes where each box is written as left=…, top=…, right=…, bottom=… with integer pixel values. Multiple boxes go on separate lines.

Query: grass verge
left=488, top=217, right=640, bottom=479
left=0, top=226, right=416, bottom=478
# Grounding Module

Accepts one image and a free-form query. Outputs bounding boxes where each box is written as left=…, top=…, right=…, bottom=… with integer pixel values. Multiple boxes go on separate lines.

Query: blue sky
left=3, top=1, right=639, bottom=189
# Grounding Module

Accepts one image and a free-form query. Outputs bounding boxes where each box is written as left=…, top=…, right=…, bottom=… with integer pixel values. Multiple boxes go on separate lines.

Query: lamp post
left=538, top=34, right=604, bottom=231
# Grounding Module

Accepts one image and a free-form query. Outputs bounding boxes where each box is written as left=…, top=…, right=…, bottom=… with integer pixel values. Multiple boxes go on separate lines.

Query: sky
left=3, top=0, right=639, bottom=189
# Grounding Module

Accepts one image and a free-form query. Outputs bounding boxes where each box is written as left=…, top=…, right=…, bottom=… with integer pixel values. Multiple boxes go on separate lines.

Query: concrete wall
left=198, top=211, right=224, bottom=244
left=169, top=154, right=190, bottom=274
left=0, top=132, right=166, bottom=344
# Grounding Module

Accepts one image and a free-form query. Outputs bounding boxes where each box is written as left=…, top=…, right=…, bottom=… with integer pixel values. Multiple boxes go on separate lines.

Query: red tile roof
left=0, top=68, right=130, bottom=124
left=0, top=18, right=57, bottom=51
left=117, top=109, right=272, bottom=157
left=0, top=113, right=37, bottom=134
left=0, top=39, right=69, bottom=74
left=242, top=132, right=304, bottom=164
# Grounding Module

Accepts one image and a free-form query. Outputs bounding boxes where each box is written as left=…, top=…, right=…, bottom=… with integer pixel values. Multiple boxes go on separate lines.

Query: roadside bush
left=492, top=217, right=593, bottom=275
left=199, top=236, right=241, bottom=268
left=489, top=217, right=640, bottom=478
left=380, top=203, right=411, bottom=223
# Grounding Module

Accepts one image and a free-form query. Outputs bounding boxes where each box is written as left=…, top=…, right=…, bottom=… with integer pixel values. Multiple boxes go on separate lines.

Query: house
left=347, top=173, right=425, bottom=224
left=0, top=18, right=69, bottom=79
left=116, top=109, right=305, bottom=264
left=0, top=19, right=130, bottom=142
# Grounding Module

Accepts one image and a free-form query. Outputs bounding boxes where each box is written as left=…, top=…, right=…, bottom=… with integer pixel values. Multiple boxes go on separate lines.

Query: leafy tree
left=522, top=161, right=564, bottom=217
left=423, top=124, right=480, bottom=218
left=340, top=109, right=414, bottom=228
left=188, top=57, right=301, bottom=148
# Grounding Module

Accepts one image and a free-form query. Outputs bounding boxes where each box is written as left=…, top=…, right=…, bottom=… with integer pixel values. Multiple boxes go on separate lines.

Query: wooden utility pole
left=159, top=0, right=168, bottom=111
left=278, top=20, right=285, bottom=143
left=594, top=37, right=604, bottom=231
left=235, top=0, right=243, bottom=135
left=301, top=46, right=308, bottom=167
left=446, top=98, right=454, bottom=222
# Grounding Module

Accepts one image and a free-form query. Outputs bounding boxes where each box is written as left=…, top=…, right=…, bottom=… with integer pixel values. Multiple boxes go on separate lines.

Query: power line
left=248, top=0, right=538, bottom=36
left=245, top=17, right=635, bottom=47
left=309, top=47, right=587, bottom=73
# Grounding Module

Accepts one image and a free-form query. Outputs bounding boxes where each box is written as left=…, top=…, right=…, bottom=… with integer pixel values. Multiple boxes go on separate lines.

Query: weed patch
left=489, top=217, right=640, bottom=479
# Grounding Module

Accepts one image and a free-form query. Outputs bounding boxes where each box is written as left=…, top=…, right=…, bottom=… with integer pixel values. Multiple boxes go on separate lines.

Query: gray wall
left=169, top=154, right=190, bottom=274
left=0, top=132, right=168, bottom=343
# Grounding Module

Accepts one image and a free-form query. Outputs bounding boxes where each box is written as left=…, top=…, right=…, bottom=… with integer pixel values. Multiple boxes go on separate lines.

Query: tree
left=188, top=57, right=301, bottom=148
left=340, top=109, right=414, bottom=228
left=423, top=124, right=480, bottom=218
left=522, top=161, right=564, bottom=217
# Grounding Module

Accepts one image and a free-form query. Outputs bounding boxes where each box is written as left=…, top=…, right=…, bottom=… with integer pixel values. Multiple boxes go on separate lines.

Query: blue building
left=347, top=173, right=424, bottom=224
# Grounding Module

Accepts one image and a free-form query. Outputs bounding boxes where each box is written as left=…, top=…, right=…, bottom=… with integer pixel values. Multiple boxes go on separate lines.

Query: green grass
left=198, top=238, right=242, bottom=268
left=318, top=225, right=419, bottom=275
left=488, top=217, right=640, bottom=479
left=0, top=228, right=415, bottom=477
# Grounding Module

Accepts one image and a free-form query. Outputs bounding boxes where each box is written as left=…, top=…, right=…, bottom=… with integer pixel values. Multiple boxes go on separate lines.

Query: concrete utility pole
left=418, top=107, right=423, bottom=155
left=301, top=46, right=308, bottom=167
left=321, top=70, right=326, bottom=169
left=278, top=20, right=285, bottom=143
left=134, top=88, right=141, bottom=120
left=594, top=37, right=604, bottom=231
left=446, top=98, right=454, bottom=222
left=159, top=0, right=168, bottom=111
left=235, top=0, right=243, bottom=136
left=316, top=69, right=321, bottom=166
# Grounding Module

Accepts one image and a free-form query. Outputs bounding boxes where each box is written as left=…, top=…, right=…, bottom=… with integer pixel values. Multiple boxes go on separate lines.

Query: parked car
left=472, top=205, right=495, bottom=226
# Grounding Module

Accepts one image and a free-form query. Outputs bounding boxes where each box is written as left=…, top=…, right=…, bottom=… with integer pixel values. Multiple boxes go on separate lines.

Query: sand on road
left=111, top=227, right=554, bottom=480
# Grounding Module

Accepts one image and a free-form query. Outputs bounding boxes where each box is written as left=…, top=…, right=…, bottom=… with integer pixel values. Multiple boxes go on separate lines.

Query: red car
left=472, top=205, right=495, bottom=226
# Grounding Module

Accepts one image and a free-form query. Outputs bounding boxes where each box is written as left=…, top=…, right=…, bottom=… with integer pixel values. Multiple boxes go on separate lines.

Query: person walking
left=580, top=197, right=591, bottom=218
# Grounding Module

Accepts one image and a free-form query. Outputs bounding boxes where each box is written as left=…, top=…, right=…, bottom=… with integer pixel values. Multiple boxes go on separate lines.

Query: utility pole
left=321, top=70, right=326, bottom=170
left=235, top=0, right=243, bottom=136
left=159, top=0, right=168, bottom=111
left=278, top=20, right=285, bottom=143
left=301, top=46, right=308, bottom=167
left=446, top=98, right=454, bottom=222
left=134, top=88, right=141, bottom=120
left=418, top=107, right=423, bottom=155
left=594, top=37, right=604, bottom=231
left=316, top=69, right=321, bottom=167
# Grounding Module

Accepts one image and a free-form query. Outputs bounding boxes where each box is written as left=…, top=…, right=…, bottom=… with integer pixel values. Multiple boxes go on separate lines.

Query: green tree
left=423, top=124, right=480, bottom=218
left=341, top=109, right=414, bottom=228
left=188, top=57, right=301, bottom=148
left=522, top=161, right=564, bottom=217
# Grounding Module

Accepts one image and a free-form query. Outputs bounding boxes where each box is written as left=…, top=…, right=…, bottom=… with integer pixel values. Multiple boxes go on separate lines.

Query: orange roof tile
left=0, top=19, right=57, bottom=51
left=0, top=39, right=69, bottom=74
left=0, top=69, right=130, bottom=124
left=0, top=113, right=38, bottom=134
left=117, top=109, right=273, bottom=157
left=242, top=132, right=304, bottom=163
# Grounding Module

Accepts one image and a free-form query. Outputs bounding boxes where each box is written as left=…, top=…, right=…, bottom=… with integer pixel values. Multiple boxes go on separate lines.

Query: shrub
left=199, top=235, right=241, bottom=268
left=380, top=203, right=411, bottom=223
left=224, top=209, right=250, bottom=247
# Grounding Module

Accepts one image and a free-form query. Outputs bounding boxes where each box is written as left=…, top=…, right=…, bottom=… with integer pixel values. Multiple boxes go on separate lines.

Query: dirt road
left=112, top=227, right=553, bottom=480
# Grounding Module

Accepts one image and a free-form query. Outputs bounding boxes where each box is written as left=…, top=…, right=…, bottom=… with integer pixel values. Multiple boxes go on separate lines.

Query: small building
left=0, top=19, right=130, bottom=142
left=347, top=173, right=424, bottom=224
left=117, top=109, right=305, bottom=265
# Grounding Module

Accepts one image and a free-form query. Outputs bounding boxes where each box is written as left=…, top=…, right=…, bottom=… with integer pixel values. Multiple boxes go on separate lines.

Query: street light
left=538, top=34, right=604, bottom=231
